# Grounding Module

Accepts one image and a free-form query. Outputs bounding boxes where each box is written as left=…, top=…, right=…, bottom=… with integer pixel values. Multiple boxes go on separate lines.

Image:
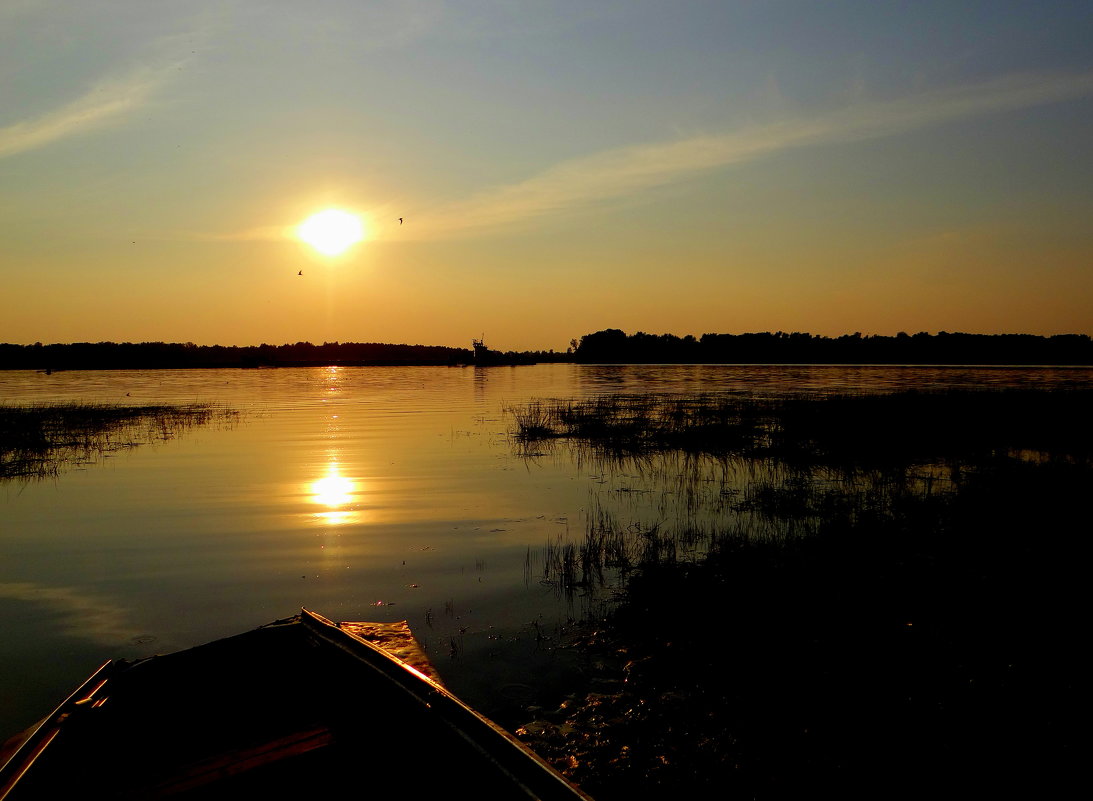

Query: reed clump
left=515, top=387, right=1090, bottom=799
left=0, top=402, right=236, bottom=480
left=511, top=393, right=771, bottom=456
left=510, top=387, right=1093, bottom=467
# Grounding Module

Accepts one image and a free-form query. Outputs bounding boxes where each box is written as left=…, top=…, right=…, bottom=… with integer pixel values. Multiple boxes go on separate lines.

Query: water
left=2, top=363, right=1091, bottom=737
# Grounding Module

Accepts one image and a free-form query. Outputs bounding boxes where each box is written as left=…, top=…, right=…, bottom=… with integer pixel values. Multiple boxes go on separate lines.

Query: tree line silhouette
left=0, top=341, right=474, bottom=370
left=572, top=329, right=1093, bottom=365
left=1, top=330, right=1090, bottom=370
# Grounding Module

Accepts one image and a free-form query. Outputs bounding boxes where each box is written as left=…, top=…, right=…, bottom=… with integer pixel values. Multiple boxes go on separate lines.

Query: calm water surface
left=2, top=363, right=1090, bottom=735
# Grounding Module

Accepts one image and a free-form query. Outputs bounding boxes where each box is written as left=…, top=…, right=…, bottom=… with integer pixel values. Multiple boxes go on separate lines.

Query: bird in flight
left=399, top=217, right=403, bottom=224
left=298, top=270, right=303, bottom=275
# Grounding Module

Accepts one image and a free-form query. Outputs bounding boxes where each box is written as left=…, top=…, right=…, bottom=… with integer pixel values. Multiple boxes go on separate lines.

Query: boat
left=0, top=609, right=593, bottom=800
left=473, top=338, right=507, bottom=366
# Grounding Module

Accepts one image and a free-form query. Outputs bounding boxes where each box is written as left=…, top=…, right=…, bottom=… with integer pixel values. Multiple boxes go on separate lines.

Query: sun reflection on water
left=309, top=462, right=361, bottom=525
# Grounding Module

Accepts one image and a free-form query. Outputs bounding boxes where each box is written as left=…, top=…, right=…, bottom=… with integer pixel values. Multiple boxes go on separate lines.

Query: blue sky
left=3, top=1, right=1092, bottom=349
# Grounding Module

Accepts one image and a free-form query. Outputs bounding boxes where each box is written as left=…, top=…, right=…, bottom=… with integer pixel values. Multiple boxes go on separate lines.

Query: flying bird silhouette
left=399, top=217, right=403, bottom=224
left=298, top=270, right=303, bottom=275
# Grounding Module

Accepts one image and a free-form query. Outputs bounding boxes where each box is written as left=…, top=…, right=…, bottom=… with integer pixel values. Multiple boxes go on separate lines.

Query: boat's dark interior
left=3, top=613, right=588, bottom=800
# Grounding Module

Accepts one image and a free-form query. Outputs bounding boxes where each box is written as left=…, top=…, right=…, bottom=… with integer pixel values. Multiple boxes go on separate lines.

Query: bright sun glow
left=311, top=471, right=355, bottom=508
left=297, top=209, right=364, bottom=256
left=309, top=464, right=360, bottom=526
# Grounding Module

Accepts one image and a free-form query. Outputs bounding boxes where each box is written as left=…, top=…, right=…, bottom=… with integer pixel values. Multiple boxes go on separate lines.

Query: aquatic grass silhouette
left=511, top=393, right=772, bottom=457
left=538, top=511, right=643, bottom=603
left=511, top=387, right=1091, bottom=798
left=510, top=387, right=1093, bottom=467
left=508, top=400, right=558, bottom=442
left=512, top=388, right=1093, bottom=609
left=0, top=402, right=237, bottom=480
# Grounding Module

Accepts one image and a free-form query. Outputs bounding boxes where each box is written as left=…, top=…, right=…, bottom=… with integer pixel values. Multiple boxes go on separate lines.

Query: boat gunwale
left=0, top=661, right=115, bottom=800
left=297, top=608, right=594, bottom=800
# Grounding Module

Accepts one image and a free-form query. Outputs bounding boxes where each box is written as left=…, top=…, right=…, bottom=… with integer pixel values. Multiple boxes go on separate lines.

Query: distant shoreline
left=2, top=329, right=1090, bottom=370
left=7, top=362, right=1093, bottom=373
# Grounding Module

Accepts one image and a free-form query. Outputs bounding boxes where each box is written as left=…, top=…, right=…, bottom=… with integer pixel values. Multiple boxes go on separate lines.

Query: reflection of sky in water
left=3, top=364, right=1091, bottom=735
left=0, top=582, right=140, bottom=645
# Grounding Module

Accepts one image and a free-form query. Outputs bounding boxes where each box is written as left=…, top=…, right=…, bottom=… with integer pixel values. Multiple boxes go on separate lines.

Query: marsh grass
left=510, top=388, right=1090, bottom=798
left=0, top=402, right=237, bottom=480
left=511, top=388, right=1093, bottom=603
left=510, top=393, right=770, bottom=457
left=511, top=387, right=1093, bottom=466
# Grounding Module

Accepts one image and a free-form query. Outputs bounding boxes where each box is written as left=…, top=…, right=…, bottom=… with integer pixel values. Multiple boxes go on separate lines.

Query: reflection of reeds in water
left=534, top=510, right=648, bottom=603
left=511, top=388, right=1092, bottom=796
left=0, top=402, right=238, bottom=480
left=510, top=393, right=771, bottom=457
left=511, top=387, right=1093, bottom=608
left=511, top=388, right=1093, bottom=465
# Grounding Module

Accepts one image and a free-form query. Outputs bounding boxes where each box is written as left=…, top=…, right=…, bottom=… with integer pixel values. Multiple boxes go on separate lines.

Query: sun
left=297, top=209, right=364, bottom=256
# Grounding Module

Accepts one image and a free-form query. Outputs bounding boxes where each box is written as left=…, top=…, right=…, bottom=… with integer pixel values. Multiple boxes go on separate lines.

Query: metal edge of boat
left=0, top=661, right=116, bottom=800
left=297, top=609, right=592, bottom=800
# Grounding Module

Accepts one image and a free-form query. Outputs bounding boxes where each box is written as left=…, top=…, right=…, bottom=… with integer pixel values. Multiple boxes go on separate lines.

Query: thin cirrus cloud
left=409, top=70, right=1093, bottom=240
left=209, top=69, right=1093, bottom=245
left=0, top=58, right=185, bottom=160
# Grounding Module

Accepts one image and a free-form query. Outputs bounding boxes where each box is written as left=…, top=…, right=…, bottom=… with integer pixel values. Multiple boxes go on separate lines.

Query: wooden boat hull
left=0, top=609, right=592, bottom=800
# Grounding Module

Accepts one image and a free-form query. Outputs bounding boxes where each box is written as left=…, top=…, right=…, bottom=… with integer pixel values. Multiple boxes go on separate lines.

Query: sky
left=2, top=0, right=1092, bottom=351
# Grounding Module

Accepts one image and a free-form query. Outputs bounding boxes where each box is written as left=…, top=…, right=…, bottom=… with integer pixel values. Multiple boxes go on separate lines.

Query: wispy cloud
left=408, top=71, right=1093, bottom=239
left=205, top=70, right=1093, bottom=246
left=0, top=57, right=185, bottom=159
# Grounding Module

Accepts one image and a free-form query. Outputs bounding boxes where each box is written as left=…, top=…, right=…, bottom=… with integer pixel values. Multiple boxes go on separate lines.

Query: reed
left=515, top=387, right=1091, bottom=797
left=0, top=401, right=237, bottom=480
left=507, top=400, right=559, bottom=441
left=509, top=387, right=1093, bottom=467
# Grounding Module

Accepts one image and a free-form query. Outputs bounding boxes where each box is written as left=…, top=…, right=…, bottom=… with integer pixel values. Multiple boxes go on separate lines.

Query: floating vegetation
left=0, top=402, right=238, bottom=481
